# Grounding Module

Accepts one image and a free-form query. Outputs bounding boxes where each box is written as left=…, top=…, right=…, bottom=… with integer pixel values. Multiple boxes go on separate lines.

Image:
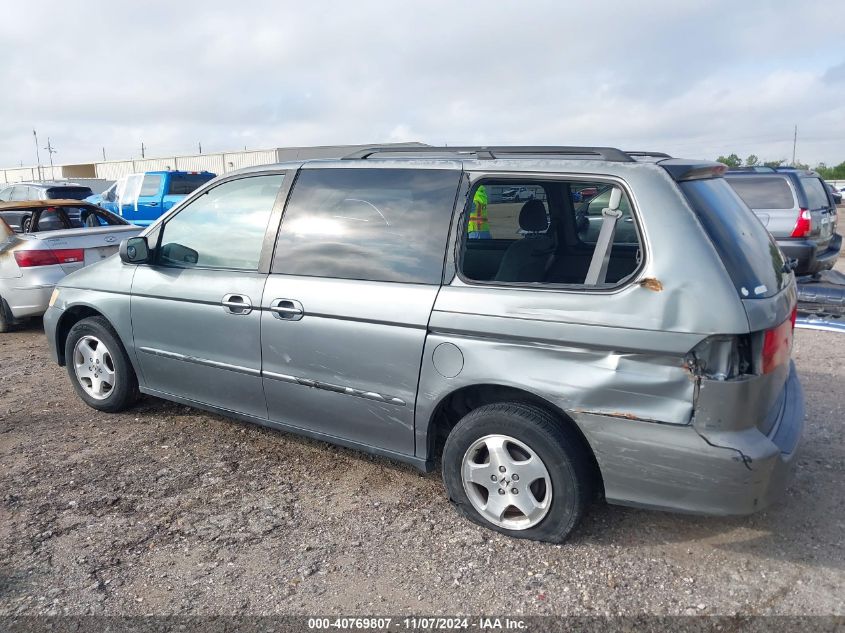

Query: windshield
left=680, top=178, right=788, bottom=299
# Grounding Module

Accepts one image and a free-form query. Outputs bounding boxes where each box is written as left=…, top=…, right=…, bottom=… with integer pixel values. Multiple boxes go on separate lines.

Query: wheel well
left=55, top=305, right=105, bottom=365
left=426, top=384, right=604, bottom=493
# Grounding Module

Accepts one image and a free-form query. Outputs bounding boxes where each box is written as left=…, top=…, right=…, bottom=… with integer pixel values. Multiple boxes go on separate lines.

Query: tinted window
left=139, top=175, right=163, bottom=197
left=45, top=186, right=93, bottom=200
left=727, top=177, right=794, bottom=209
left=157, top=174, right=283, bottom=270
left=0, top=186, right=12, bottom=201
left=800, top=176, right=831, bottom=210
left=273, top=168, right=459, bottom=284
left=167, top=173, right=215, bottom=195
left=680, top=178, right=787, bottom=299
left=461, top=179, right=642, bottom=286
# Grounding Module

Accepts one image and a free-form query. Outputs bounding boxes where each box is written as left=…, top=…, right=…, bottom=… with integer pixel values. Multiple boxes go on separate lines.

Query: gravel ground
left=1, top=266, right=843, bottom=617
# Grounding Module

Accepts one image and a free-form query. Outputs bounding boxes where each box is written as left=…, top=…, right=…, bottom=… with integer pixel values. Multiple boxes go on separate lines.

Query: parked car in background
left=825, top=182, right=842, bottom=205
left=725, top=168, right=841, bottom=275
left=0, top=200, right=141, bottom=332
left=0, top=181, right=93, bottom=202
left=44, top=146, right=803, bottom=543
left=88, top=170, right=216, bottom=226
left=501, top=186, right=536, bottom=202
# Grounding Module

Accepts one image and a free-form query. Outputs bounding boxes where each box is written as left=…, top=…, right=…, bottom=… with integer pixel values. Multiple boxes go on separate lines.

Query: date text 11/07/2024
left=306, top=617, right=528, bottom=631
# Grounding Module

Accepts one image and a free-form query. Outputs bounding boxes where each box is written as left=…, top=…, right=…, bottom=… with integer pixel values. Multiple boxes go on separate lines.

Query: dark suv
left=725, top=167, right=841, bottom=275
left=0, top=181, right=94, bottom=203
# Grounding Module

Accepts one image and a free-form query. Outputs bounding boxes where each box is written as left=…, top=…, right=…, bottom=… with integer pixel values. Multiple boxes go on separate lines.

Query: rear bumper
left=779, top=233, right=842, bottom=275
left=0, top=266, right=65, bottom=319
left=578, top=361, right=804, bottom=515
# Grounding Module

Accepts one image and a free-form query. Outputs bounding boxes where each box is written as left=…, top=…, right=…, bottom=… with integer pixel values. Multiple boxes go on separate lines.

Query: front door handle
left=269, top=298, right=304, bottom=321
left=222, top=293, right=252, bottom=315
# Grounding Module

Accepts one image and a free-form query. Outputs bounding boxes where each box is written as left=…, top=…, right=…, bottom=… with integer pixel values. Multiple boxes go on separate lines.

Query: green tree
left=745, top=154, right=759, bottom=167
left=763, top=159, right=786, bottom=168
left=716, top=153, right=742, bottom=168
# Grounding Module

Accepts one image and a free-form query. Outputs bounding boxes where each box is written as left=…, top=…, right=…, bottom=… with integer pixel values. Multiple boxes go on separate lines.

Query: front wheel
left=65, top=316, right=139, bottom=412
left=442, top=402, right=595, bottom=543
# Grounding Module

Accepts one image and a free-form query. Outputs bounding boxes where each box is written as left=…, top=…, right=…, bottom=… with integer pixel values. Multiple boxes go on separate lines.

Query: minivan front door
left=131, top=173, right=286, bottom=419
left=261, top=166, right=461, bottom=456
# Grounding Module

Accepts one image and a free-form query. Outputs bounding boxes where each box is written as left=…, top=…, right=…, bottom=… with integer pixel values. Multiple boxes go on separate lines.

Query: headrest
left=519, top=199, right=548, bottom=232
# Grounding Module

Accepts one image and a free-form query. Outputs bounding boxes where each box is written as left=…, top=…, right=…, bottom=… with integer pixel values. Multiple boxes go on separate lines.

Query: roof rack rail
left=625, top=151, right=672, bottom=159
left=342, top=145, right=636, bottom=162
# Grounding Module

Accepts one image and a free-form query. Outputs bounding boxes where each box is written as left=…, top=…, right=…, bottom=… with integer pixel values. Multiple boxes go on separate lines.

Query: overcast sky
left=1, top=0, right=843, bottom=168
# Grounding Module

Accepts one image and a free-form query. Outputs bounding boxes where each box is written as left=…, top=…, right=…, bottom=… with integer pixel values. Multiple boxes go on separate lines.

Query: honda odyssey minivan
left=43, top=146, right=804, bottom=542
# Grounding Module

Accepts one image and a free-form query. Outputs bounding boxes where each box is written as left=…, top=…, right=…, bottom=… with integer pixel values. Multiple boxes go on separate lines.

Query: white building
left=0, top=142, right=426, bottom=184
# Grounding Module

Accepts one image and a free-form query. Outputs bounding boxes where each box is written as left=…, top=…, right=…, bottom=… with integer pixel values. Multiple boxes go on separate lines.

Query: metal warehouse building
left=0, top=142, right=425, bottom=184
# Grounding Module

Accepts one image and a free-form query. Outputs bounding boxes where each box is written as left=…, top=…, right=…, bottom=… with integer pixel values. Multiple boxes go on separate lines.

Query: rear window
left=45, top=186, right=93, bottom=200
left=680, top=178, right=788, bottom=299
left=64, top=206, right=129, bottom=227
left=800, top=176, right=831, bottom=210
left=727, top=177, right=794, bottom=209
left=167, top=173, right=215, bottom=195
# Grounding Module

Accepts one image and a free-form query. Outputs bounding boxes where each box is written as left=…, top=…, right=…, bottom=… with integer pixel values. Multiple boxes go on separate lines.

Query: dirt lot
left=1, top=273, right=843, bottom=617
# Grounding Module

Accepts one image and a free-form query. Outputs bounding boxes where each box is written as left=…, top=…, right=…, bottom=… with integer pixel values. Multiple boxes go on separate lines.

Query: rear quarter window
left=800, top=176, right=831, bottom=210
left=680, top=178, right=788, bottom=299
left=727, top=177, right=794, bottom=209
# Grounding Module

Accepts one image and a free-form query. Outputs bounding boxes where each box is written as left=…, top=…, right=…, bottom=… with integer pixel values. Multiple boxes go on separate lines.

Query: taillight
left=761, top=307, right=797, bottom=374
left=790, top=208, right=812, bottom=237
left=14, top=248, right=84, bottom=267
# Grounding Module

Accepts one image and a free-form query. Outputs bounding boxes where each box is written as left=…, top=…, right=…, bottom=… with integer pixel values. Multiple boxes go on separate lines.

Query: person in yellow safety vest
left=467, top=185, right=491, bottom=239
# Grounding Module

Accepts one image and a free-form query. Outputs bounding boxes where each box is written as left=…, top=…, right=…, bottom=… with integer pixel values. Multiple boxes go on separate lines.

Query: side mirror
left=119, top=236, right=150, bottom=264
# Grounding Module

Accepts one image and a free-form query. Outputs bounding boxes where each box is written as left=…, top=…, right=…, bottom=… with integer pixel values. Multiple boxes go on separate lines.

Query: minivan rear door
left=261, top=165, right=461, bottom=457
left=799, top=175, right=836, bottom=253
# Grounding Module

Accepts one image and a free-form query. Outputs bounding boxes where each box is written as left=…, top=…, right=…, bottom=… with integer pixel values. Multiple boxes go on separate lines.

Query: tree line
left=715, top=154, right=845, bottom=180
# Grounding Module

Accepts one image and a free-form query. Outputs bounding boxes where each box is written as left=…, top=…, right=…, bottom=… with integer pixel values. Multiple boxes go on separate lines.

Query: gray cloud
left=1, top=0, right=843, bottom=167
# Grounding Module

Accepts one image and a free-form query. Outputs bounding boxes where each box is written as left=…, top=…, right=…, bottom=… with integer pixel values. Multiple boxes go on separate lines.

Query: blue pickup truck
left=88, top=170, right=216, bottom=226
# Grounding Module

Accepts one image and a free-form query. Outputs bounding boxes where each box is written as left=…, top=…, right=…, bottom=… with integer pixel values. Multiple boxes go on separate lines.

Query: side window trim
left=151, top=171, right=289, bottom=273
left=452, top=173, right=646, bottom=292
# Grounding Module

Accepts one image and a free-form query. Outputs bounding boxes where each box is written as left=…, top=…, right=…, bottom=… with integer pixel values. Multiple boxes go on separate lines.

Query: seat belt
left=584, top=187, right=623, bottom=286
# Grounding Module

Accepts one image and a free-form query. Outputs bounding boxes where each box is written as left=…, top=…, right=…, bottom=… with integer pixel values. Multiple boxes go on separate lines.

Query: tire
left=442, top=402, right=594, bottom=543
left=0, top=296, right=15, bottom=333
left=21, top=217, right=31, bottom=233
left=65, top=316, right=139, bottom=412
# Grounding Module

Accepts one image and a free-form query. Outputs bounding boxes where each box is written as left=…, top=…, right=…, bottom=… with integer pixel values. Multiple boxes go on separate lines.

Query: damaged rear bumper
left=576, top=361, right=804, bottom=515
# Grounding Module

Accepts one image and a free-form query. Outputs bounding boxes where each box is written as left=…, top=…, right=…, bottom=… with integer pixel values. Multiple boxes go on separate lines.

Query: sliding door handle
left=270, top=298, right=304, bottom=321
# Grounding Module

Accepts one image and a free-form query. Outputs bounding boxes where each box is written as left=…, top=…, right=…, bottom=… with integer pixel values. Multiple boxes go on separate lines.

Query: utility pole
left=198, top=141, right=202, bottom=154
left=102, top=147, right=107, bottom=161
left=141, top=141, right=146, bottom=159
left=43, top=137, right=57, bottom=176
left=791, top=124, right=797, bottom=166
left=33, top=129, right=43, bottom=180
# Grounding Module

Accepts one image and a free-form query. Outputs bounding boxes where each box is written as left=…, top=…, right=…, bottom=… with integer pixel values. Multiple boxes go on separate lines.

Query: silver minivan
left=43, top=146, right=804, bottom=543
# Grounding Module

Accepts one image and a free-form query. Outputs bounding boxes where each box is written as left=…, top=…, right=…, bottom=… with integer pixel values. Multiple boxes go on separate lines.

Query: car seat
left=494, top=199, right=556, bottom=282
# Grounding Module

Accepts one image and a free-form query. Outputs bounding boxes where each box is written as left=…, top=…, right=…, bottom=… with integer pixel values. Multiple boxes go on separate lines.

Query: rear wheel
left=442, top=402, right=594, bottom=543
left=0, top=297, right=15, bottom=333
left=65, top=317, right=139, bottom=412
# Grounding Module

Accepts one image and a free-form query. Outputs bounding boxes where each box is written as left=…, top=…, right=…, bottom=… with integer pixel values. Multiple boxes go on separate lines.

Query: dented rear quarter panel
left=414, top=160, right=779, bottom=459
